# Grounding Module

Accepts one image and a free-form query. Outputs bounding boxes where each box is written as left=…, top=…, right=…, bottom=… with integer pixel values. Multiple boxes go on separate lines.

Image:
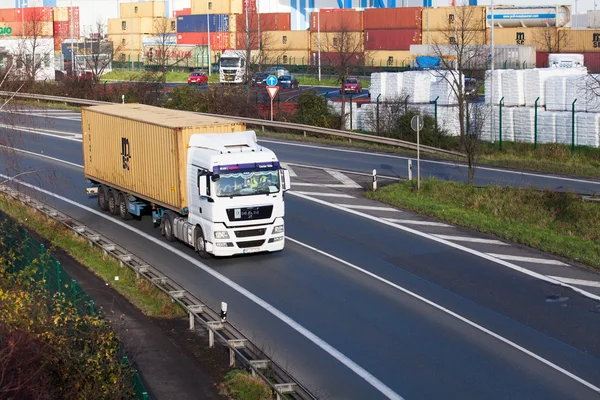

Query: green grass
left=366, top=179, right=600, bottom=269
left=219, top=370, right=271, bottom=400
left=10, top=99, right=81, bottom=111
left=0, top=195, right=186, bottom=318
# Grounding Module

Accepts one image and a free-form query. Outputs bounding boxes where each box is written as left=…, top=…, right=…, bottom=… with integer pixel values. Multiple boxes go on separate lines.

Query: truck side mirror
left=282, top=169, right=291, bottom=191
left=199, top=175, right=208, bottom=197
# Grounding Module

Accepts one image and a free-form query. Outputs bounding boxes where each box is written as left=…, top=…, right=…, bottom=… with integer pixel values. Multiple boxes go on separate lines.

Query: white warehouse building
left=0, top=37, right=55, bottom=81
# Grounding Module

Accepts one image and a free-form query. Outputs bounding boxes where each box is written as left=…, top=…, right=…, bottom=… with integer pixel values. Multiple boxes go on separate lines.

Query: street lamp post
left=206, top=0, right=211, bottom=72
left=490, top=0, right=495, bottom=143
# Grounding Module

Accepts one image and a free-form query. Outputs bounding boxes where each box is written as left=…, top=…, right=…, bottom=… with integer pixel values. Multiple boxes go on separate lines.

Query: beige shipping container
left=264, top=30, right=310, bottom=51
left=53, top=7, right=69, bottom=22
left=108, top=17, right=157, bottom=35
left=488, top=27, right=560, bottom=52
left=425, top=30, right=487, bottom=45
left=191, top=0, right=231, bottom=14
left=263, top=50, right=310, bottom=65
left=310, top=31, right=364, bottom=52
left=109, top=34, right=143, bottom=51
left=82, top=104, right=246, bottom=212
left=367, top=50, right=411, bottom=67
left=559, top=29, right=600, bottom=52
left=120, top=1, right=166, bottom=18
left=231, top=0, right=243, bottom=14
left=422, top=6, right=486, bottom=31
left=229, top=14, right=237, bottom=33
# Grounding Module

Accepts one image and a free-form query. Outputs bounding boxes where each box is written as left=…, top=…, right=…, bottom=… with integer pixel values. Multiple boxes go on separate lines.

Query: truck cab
left=166, top=131, right=290, bottom=257
left=219, top=50, right=247, bottom=84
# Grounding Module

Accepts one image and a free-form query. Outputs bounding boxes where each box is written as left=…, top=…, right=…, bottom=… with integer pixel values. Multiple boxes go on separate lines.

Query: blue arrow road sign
left=266, top=75, right=277, bottom=87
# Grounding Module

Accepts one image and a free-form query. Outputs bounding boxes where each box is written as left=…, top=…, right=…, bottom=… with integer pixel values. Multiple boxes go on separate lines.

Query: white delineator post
left=372, top=169, right=377, bottom=191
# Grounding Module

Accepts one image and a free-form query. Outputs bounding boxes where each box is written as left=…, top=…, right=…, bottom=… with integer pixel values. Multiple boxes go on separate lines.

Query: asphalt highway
left=1, top=109, right=600, bottom=399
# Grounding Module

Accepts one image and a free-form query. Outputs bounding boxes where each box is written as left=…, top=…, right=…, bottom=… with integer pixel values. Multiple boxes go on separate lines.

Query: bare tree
left=430, top=3, right=489, bottom=183
left=531, top=23, right=570, bottom=54
left=16, top=10, right=53, bottom=82
left=82, top=22, right=119, bottom=83
left=146, top=17, right=185, bottom=98
left=315, top=25, right=368, bottom=130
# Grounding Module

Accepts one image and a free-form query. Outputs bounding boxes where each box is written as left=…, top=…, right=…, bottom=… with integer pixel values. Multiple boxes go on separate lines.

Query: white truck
left=82, top=104, right=291, bottom=258
left=549, top=53, right=585, bottom=68
left=219, top=49, right=248, bottom=84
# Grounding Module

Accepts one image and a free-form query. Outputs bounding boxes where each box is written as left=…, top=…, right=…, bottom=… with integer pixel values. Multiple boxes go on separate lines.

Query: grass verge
left=0, top=194, right=186, bottom=318
left=366, top=179, right=600, bottom=269
left=219, top=370, right=271, bottom=400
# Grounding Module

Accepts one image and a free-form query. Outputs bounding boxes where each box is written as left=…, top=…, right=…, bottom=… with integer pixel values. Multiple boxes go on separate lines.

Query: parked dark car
left=277, top=75, right=299, bottom=89
left=251, top=72, right=268, bottom=87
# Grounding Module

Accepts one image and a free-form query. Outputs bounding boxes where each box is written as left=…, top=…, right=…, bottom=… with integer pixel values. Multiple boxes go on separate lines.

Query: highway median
left=366, top=179, right=600, bottom=270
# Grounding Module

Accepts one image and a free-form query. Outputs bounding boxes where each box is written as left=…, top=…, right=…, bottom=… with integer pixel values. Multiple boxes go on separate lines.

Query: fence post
left=89, top=299, right=95, bottom=315
left=534, top=97, right=539, bottom=149
left=433, top=96, right=439, bottom=132
left=572, top=99, right=577, bottom=152
left=56, top=260, right=62, bottom=292
left=499, top=97, right=504, bottom=151
left=376, top=94, right=381, bottom=135
left=349, top=94, right=353, bottom=131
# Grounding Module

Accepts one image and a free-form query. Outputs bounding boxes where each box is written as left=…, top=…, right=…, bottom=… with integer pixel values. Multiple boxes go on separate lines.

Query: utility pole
left=206, top=0, right=211, bottom=72
left=490, top=0, right=495, bottom=143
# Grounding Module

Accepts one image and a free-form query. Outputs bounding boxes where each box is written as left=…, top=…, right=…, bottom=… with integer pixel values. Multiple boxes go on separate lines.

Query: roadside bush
left=219, top=370, right=271, bottom=400
left=166, top=85, right=259, bottom=118
left=387, top=110, right=457, bottom=150
left=291, top=89, right=341, bottom=129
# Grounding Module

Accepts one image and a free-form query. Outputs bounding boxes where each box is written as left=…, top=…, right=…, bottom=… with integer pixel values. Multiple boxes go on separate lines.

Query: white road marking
left=433, top=235, right=509, bottom=246
left=0, top=174, right=404, bottom=400
left=258, top=139, right=600, bottom=187
left=8, top=110, right=82, bottom=121
left=326, top=169, right=361, bottom=188
left=291, top=191, right=354, bottom=198
left=340, top=204, right=401, bottom=212
left=384, top=218, right=451, bottom=227
left=487, top=253, right=569, bottom=267
left=280, top=162, right=297, bottom=177
left=286, top=237, right=600, bottom=394
left=0, top=145, right=82, bottom=169
left=0, top=124, right=83, bottom=142
left=293, top=182, right=359, bottom=188
left=289, top=191, right=600, bottom=302
left=285, top=162, right=399, bottom=181
left=548, top=277, right=600, bottom=288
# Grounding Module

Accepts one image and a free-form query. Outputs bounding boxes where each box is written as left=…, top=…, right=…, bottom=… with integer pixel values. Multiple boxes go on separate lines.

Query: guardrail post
left=499, top=97, right=504, bottom=151
left=189, top=312, right=195, bottom=330
left=572, top=99, right=577, bottom=152
left=408, top=160, right=412, bottom=181
left=209, top=329, right=215, bottom=348
left=534, top=97, right=539, bottom=149
left=376, top=94, right=381, bottom=135
left=372, top=169, right=377, bottom=191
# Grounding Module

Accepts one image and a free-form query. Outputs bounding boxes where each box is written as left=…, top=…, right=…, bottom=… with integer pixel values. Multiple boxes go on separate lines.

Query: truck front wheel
left=195, top=227, right=211, bottom=259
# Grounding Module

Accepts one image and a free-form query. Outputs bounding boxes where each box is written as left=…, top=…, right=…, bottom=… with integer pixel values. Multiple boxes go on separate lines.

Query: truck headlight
left=272, top=225, right=284, bottom=234
left=214, top=231, right=229, bottom=239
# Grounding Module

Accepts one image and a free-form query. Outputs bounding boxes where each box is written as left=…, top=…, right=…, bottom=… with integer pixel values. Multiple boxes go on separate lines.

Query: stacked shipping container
left=0, top=7, right=54, bottom=39
left=309, top=9, right=363, bottom=68
left=53, top=7, right=79, bottom=52
left=422, top=6, right=487, bottom=47
left=235, top=13, right=291, bottom=49
left=175, top=14, right=230, bottom=49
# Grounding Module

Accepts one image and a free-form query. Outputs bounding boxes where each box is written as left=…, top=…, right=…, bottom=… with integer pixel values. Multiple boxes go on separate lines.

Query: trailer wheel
left=161, top=212, right=176, bottom=242
left=108, top=190, right=118, bottom=215
left=98, top=185, right=109, bottom=211
left=118, top=192, right=132, bottom=221
left=194, top=227, right=211, bottom=259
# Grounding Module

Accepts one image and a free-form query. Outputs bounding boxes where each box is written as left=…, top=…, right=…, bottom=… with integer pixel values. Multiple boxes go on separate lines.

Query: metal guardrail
left=0, top=185, right=316, bottom=400
left=0, top=90, right=466, bottom=158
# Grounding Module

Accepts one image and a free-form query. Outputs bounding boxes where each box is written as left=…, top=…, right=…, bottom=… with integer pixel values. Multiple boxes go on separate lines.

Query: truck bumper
left=207, top=219, right=285, bottom=256
left=209, top=236, right=284, bottom=257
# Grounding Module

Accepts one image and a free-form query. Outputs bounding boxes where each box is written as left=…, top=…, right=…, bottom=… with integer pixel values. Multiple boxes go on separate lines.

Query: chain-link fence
left=0, top=216, right=150, bottom=400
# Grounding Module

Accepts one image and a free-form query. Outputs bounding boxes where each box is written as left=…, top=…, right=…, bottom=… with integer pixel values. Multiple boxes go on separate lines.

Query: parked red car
left=188, top=71, right=208, bottom=85
left=340, top=77, right=362, bottom=94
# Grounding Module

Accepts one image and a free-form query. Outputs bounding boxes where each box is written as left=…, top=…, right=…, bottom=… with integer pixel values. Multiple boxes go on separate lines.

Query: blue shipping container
left=176, top=14, right=229, bottom=33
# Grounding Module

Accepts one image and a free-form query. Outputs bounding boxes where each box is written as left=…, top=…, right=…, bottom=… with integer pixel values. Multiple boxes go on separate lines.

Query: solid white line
left=0, top=124, right=83, bottom=143
left=292, top=191, right=354, bottom=198
left=293, top=182, right=358, bottom=188
left=340, top=204, right=402, bottom=212
left=326, top=169, right=361, bottom=188
left=433, top=235, right=509, bottom=246
left=288, top=191, right=600, bottom=302
left=0, top=174, right=404, bottom=400
left=548, top=277, right=600, bottom=288
left=280, top=162, right=297, bottom=177
left=258, top=139, right=600, bottom=187
left=384, top=218, right=451, bottom=227
left=283, top=162, right=399, bottom=181
left=0, top=145, right=82, bottom=169
left=487, top=253, right=569, bottom=267
left=286, top=237, right=600, bottom=394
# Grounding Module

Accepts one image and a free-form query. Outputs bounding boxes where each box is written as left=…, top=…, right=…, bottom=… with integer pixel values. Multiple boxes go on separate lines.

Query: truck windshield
left=220, top=58, right=240, bottom=68
left=215, top=168, right=280, bottom=197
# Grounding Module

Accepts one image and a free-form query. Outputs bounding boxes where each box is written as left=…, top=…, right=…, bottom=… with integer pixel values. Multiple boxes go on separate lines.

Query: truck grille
left=227, top=205, right=273, bottom=221
left=235, top=228, right=266, bottom=238
left=237, top=240, right=265, bottom=248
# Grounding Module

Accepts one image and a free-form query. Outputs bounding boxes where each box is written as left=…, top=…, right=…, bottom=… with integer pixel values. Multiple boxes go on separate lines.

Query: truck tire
left=108, top=190, right=118, bottom=215
left=98, top=185, right=109, bottom=211
left=118, top=192, right=132, bottom=221
left=194, top=227, right=211, bottom=259
left=161, top=212, right=176, bottom=242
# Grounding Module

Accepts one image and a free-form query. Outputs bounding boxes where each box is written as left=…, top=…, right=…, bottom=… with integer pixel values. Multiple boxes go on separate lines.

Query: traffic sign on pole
left=267, top=86, right=279, bottom=121
left=266, top=75, right=278, bottom=87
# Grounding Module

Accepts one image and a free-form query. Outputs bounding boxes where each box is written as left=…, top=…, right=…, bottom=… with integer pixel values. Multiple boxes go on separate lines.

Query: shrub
left=220, top=370, right=272, bottom=400
left=292, top=89, right=341, bottom=129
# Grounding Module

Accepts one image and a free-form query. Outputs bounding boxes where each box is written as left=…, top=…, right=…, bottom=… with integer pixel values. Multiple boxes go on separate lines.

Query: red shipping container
left=315, top=51, right=365, bottom=66
left=53, top=21, right=70, bottom=35
left=364, top=29, right=421, bottom=50
left=310, top=9, right=363, bottom=32
left=583, top=53, right=600, bottom=74
left=235, top=32, right=259, bottom=50
left=0, top=9, right=18, bottom=22
left=536, top=52, right=549, bottom=68
left=243, top=0, right=257, bottom=14
left=236, top=12, right=291, bottom=32
left=176, top=32, right=231, bottom=51
left=174, top=8, right=191, bottom=17
left=16, top=7, right=54, bottom=22
left=364, top=7, right=422, bottom=30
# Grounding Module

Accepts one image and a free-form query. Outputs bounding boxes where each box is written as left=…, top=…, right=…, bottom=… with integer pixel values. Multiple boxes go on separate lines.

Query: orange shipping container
left=559, top=29, right=600, bottom=52
left=236, top=12, right=291, bottom=32
left=0, top=9, right=18, bottom=22
left=364, top=7, right=422, bottom=29
left=310, top=9, right=363, bottom=32
left=0, top=22, right=22, bottom=36
left=487, top=27, right=561, bottom=52
left=81, top=104, right=246, bottom=212
left=422, top=6, right=486, bottom=31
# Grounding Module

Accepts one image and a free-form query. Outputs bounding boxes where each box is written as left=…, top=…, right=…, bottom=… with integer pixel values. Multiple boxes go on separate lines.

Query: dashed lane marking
left=384, top=218, right=452, bottom=227
left=292, top=191, right=354, bottom=198
left=433, top=235, right=509, bottom=246
left=487, top=253, right=570, bottom=267
left=339, top=204, right=401, bottom=212
left=326, top=169, right=361, bottom=188
left=548, top=277, right=600, bottom=288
